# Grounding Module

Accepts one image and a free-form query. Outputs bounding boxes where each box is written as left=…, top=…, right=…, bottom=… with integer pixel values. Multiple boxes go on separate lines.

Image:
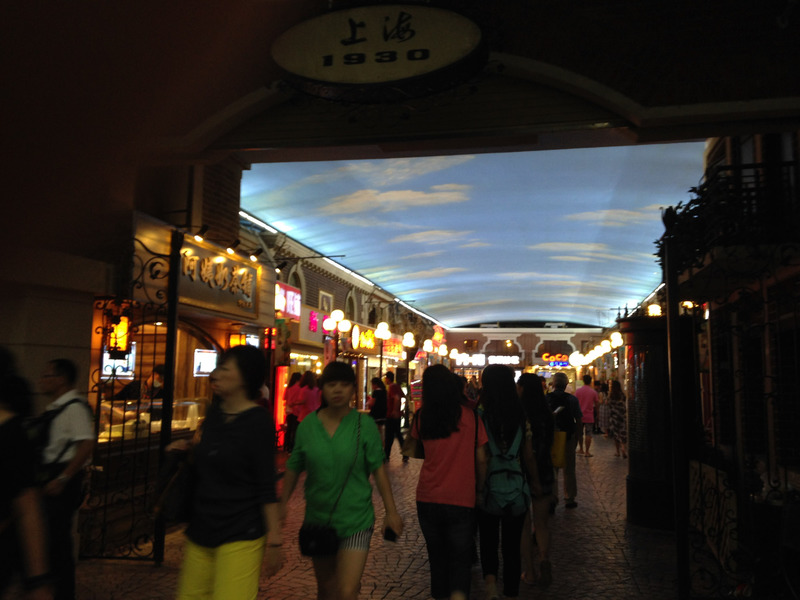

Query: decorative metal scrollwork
left=665, top=159, right=800, bottom=597
left=80, top=237, right=174, bottom=561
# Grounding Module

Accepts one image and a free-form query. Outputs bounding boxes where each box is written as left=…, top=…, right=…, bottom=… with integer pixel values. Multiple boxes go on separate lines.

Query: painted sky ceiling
left=241, top=142, right=706, bottom=328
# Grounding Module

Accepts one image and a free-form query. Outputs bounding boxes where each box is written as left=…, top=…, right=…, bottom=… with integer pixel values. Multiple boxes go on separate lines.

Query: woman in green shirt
left=281, top=361, right=403, bottom=600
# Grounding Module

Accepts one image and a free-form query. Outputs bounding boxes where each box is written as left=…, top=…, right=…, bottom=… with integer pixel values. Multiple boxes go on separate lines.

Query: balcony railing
left=659, top=161, right=799, bottom=273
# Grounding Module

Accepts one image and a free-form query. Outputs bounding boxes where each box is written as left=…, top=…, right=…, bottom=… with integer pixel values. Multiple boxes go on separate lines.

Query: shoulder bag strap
left=483, top=419, right=500, bottom=457
left=509, top=426, right=524, bottom=456
left=325, top=412, right=362, bottom=526
left=48, top=398, right=91, bottom=465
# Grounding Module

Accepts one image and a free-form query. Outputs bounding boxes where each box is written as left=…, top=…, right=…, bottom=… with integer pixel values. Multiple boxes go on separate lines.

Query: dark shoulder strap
left=48, top=398, right=92, bottom=465
left=509, top=426, right=524, bottom=455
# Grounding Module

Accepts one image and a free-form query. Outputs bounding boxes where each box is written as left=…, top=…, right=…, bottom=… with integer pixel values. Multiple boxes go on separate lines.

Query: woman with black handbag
left=175, top=345, right=283, bottom=600
left=280, top=361, right=403, bottom=600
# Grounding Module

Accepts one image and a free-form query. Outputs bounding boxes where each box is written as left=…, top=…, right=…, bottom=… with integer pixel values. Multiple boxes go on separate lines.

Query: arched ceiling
left=4, top=0, right=799, bottom=326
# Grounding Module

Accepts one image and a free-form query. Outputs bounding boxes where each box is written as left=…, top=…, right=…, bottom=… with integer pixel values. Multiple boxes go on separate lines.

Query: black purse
left=151, top=451, right=195, bottom=524
left=151, top=427, right=203, bottom=525
left=299, top=414, right=362, bottom=557
left=298, top=523, right=340, bottom=556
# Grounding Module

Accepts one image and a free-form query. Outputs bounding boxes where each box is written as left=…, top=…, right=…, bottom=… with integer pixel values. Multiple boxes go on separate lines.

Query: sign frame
left=271, top=4, right=487, bottom=103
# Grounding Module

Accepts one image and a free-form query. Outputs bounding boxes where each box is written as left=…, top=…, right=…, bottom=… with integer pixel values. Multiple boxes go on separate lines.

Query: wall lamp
left=226, top=239, right=241, bottom=255
left=193, top=225, right=209, bottom=242
left=249, top=248, right=264, bottom=262
left=275, top=260, right=288, bottom=273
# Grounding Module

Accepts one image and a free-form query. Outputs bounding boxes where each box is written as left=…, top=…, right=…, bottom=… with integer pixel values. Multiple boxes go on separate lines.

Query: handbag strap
left=325, top=412, right=362, bottom=526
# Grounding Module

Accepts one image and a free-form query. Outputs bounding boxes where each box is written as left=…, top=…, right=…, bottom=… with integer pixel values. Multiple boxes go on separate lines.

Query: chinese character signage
left=179, top=242, right=259, bottom=319
left=275, top=281, right=302, bottom=321
left=271, top=5, right=484, bottom=100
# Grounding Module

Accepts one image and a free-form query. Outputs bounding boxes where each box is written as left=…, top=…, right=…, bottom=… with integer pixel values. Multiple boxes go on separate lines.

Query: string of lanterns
left=569, top=331, right=624, bottom=367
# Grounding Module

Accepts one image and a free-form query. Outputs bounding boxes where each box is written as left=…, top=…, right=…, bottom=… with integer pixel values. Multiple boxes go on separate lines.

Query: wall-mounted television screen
left=193, top=349, right=218, bottom=377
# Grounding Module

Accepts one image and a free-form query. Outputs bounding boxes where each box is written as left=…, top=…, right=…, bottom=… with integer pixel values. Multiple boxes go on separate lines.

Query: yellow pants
left=177, top=536, right=265, bottom=600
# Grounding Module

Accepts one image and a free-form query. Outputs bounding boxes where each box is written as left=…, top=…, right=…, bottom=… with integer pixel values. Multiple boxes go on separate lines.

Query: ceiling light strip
left=321, top=257, right=374, bottom=287
left=239, top=210, right=278, bottom=233
left=396, top=299, right=446, bottom=329
left=239, top=209, right=445, bottom=328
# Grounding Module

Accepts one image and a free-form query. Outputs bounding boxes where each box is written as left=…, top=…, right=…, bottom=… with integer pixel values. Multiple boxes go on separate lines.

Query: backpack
left=483, top=424, right=530, bottom=517
left=25, top=398, right=89, bottom=482
left=549, top=392, right=576, bottom=436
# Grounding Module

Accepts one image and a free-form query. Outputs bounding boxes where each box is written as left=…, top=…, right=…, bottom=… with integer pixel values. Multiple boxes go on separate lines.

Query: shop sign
left=453, top=353, right=520, bottom=367
left=271, top=4, right=484, bottom=100
left=180, top=243, right=258, bottom=318
left=357, top=327, right=377, bottom=351
left=275, top=281, right=302, bottom=320
left=541, top=353, right=570, bottom=367
left=309, top=310, right=320, bottom=333
left=488, top=355, right=520, bottom=365
left=299, top=307, right=325, bottom=346
left=383, top=338, right=403, bottom=357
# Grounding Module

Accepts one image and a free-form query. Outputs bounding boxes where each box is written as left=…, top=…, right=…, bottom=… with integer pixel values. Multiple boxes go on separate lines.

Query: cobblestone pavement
left=73, top=434, right=677, bottom=599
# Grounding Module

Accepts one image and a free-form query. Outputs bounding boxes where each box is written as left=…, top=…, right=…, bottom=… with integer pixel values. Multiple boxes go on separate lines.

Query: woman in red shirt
left=411, top=365, right=488, bottom=600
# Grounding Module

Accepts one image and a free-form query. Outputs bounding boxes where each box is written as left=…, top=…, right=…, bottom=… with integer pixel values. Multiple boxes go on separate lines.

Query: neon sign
left=541, top=353, right=569, bottom=367
left=275, top=282, right=302, bottom=320
left=453, top=353, right=520, bottom=367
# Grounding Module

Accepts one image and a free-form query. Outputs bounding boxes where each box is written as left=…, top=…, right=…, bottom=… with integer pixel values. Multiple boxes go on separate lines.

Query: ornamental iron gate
left=662, top=161, right=800, bottom=599
left=79, top=232, right=183, bottom=562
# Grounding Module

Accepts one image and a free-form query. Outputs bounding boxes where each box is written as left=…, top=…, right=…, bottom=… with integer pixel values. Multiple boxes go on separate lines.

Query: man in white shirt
left=38, top=358, right=94, bottom=600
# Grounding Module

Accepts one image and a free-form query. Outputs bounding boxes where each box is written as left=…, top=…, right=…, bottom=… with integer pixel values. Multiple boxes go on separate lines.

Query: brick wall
left=201, top=157, right=243, bottom=245
left=293, top=264, right=356, bottom=313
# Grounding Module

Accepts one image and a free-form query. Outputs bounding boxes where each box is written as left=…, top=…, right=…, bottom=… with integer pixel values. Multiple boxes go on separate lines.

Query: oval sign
left=271, top=5, right=483, bottom=86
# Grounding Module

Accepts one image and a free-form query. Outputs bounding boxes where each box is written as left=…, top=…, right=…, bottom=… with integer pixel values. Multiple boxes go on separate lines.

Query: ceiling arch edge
left=497, top=53, right=800, bottom=138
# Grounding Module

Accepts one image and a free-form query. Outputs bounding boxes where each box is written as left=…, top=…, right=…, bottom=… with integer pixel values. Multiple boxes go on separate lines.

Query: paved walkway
left=73, top=434, right=678, bottom=599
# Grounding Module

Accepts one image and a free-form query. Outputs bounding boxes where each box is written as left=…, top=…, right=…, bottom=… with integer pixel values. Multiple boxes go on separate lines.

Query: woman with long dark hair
left=517, top=372, right=555, bottom=587
left=0, top=347, right=52, bottom=599
left=176, top=344, right=283, bottom=600
left=477, top=364, right=529, bottom=600
left=608, top=380, right=628, bottom=458
left=411, top=364, right=488, bottom=600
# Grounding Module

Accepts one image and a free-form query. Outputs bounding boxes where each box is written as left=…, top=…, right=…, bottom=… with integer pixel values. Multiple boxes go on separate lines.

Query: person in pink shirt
left=297, top=371, right=321, bottom=421
left=574, top=374, right=598, bottom=457
left=411, top=364, right=488, bottom=600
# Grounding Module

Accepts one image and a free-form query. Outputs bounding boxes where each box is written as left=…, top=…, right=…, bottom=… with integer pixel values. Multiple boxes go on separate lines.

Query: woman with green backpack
left=477, top=365, right=531, bottom=600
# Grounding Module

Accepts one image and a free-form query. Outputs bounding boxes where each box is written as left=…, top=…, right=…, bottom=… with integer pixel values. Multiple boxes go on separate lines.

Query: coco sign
left=271, top=4, right=484, bottom=99
left=541, top=353, right=570, bottom=367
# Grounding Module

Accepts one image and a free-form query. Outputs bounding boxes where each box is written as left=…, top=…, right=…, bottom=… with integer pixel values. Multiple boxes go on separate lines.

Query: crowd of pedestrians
left=1, top=344, right=631, bottom=600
